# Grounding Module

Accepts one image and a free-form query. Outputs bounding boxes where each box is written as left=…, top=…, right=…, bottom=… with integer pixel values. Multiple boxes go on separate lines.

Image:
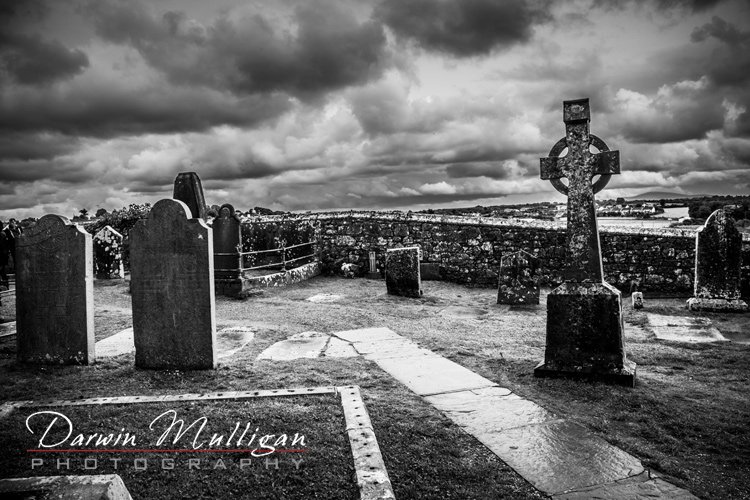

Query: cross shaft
left=540, top=99, right=620, bottom=282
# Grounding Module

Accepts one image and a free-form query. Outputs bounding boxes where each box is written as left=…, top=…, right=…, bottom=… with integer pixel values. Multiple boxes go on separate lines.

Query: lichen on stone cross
left=540, top=98, right=620, bottom=282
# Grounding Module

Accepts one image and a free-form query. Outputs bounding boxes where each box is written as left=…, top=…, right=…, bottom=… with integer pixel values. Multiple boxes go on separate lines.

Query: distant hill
left=626, top=191, right=698, bottom=201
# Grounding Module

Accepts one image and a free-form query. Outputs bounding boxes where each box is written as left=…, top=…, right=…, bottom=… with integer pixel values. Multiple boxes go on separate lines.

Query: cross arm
left=593, top=150, right=620, bottom=176
left=540, top=156, right=566, bottom=180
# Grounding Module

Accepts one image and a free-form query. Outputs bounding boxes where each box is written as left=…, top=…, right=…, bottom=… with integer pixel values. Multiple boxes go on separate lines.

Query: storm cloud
left=85, top=0, right=390, bottom=99
left=375, top=0, right=550, bottom=56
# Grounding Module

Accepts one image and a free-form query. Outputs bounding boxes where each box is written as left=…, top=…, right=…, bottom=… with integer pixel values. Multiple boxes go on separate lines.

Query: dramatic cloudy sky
left=1, top=0, right=749, bottom=219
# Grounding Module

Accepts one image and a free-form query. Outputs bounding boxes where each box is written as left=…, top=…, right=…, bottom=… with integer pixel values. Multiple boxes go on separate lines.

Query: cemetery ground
left=1, top=277, right=749, bottom=499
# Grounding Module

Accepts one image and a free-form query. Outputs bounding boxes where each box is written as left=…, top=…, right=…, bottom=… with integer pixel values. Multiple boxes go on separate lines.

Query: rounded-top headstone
left=16, top=214, right=94, bottom=364
left=173, top=172, right=207, bottom=220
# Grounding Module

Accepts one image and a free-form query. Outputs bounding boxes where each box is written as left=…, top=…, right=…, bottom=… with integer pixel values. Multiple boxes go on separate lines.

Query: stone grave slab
left=0, top=474, right=132, bottom=500
left=172, top=171, right=207, bottom=219
left=374, top=354, right=497, bottom=396
left=354, top=340, right=433, bottom=361
left=130, top=198, right=216, bottom=369
left=16, top=214, right=94, bottom=364
left=687, top=209, right=747, bottom=312
left=0, top=320, right=16, bottom=338
left=479, top=419, right=644, bottom=495
left=385, top=246, right=422, bottom=298
left=333, top=327, right=403, bottom=343
left=216, top=326, right=254, bottom=359
left=306, top=293, right=343, bottom=303
left=257, top=331, right=329, bottom=360
left=93, top=225, right=125, bottom=279
left=647, top=313, right=727, bottom=343
left=425, top=389, right=554, bottom=433
left=96, top=327, right=134, bottom=358
left=553, top=472, right=699, bottom=499
left=497, top=250, right=540, bottom=305
left=323, top=337, right=359, bottom=358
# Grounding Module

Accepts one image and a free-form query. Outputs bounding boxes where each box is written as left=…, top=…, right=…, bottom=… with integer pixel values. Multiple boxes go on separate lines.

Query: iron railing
left=214, top=240, right=318, bottom=273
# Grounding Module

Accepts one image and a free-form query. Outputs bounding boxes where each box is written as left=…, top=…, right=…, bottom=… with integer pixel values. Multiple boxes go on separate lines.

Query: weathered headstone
left=16, top=214, right=94, bottom=364
left=536, top=98, right=636, bottom=386
left=385, top=247, right=422, bottom=298
left=130, top=198, right=216, bottom=369
left=173, top=171, right=207, bottom=220
left=497, top=250, right=540, bottom=305
left=212, top=203, right=243, bottom=297
left=631, top=291, right=644, bottom=309
left=93, top=225, right=125, bottom=279
left=687, top=209, right=748, bottom=312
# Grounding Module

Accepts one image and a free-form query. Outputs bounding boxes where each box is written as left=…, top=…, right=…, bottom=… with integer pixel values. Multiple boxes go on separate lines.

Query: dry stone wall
left=242, top=212, right=750, bottom=297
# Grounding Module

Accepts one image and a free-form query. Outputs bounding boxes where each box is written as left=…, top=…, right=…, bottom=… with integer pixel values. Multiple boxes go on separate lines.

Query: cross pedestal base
left=535, top=281, right=636, bottom=387
left=686, top=297, right=748, bottom=313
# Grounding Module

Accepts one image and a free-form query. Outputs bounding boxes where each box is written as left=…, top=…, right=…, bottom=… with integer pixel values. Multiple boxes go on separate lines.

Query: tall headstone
left=385, top=247, right=422, bottom=298
left=130, top=199, right=217, bottom=369
left=497, top=250, right=540, bottom=305
left=173, top=172, right=207, bottom=220
left=536, top=98, right=636, bottom=386
left=687, top=209, right=748, bottom=312
left=16, top=215, right=94, bottom=364
left=93, top=225, right=125, bottom=279
left=212, top=204, right=244, bottom=297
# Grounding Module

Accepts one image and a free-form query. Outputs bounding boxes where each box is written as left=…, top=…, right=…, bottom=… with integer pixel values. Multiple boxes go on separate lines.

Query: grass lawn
left=1, top=276, right=749, bottom=499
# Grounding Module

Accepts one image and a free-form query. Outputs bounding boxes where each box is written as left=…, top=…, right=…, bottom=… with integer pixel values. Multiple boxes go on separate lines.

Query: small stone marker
left=130, top=198, right=217, bottom=369
left=366, top=250, right=380, bottom=279
left=420, top=262, right=441, bottom=281
left=385, top=246, right=422, bottom=298
left=173, top=171, right=208, bottom=220
left=497, top=250, right=540, bottom=305
left=212, top=203, right=244, bottom=296
left=536, top=98, right=635, bottom=386
left=0, top=474, right=132, bottom=500
left=16, top=214, right=94, bottom=364
left=632, top=292, right=644, bottom=309
left=93, top=225, right=125, bottom=279
left=687, top=209, right=748, bottom=312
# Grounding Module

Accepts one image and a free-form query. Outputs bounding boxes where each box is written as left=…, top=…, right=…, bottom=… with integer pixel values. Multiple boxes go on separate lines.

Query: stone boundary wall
left=242, top=212, right=750, bottom=297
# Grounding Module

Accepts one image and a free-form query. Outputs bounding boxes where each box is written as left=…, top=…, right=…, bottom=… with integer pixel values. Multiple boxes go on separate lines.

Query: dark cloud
left=593, top=0, right=724, bottom=12
left=0, top=84, right=291, bottom=137
left=85, top=0, right=389, bottom=99
left=446, top=162, right=519, bottom=179
left=375, top=0, right=550, bottom=56
left=0, top=32, right=89, bottom=85
left=0, top=132, right=80, bottom=161
left=691, top=15, right=750, bottom=45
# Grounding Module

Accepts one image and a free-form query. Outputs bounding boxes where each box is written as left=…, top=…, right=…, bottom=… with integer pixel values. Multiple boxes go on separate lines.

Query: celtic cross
left=540, top=99, right=620, bottom=282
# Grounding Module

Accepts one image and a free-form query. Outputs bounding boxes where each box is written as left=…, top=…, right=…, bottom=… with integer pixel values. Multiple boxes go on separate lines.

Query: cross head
left=540, top=98, right=620, bottom=282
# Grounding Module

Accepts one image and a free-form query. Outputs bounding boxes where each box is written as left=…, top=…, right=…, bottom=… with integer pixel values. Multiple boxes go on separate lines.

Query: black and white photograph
left=1, top=0, right=749, bottom=498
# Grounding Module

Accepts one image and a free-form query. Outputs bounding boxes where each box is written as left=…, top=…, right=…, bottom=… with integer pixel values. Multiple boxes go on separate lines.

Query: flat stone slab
left=553, top=472, right=699, bottom=499
left=306, top=293, right=343, bottom=303
left=323, top=337, right=359, bottom=358
left=0, top=321, right=16, bottom=338
left=438, top=306, right=490, bottom=320
left=96, top=327, right=135, bottom=357
left=648, top=314, right=727, bottom=343
left=216, top=326, right=254, bottom=359
left=374, top=354, right=497, bottom=396
left=479, top=420, right=644, bottom=495
left=425, top=388, right=554, bottom=433
left=257, top=332, right=329, bottom=360
left=333, top=327, right=404, bottom=343
left=0, top=474, right=132, bottom=500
